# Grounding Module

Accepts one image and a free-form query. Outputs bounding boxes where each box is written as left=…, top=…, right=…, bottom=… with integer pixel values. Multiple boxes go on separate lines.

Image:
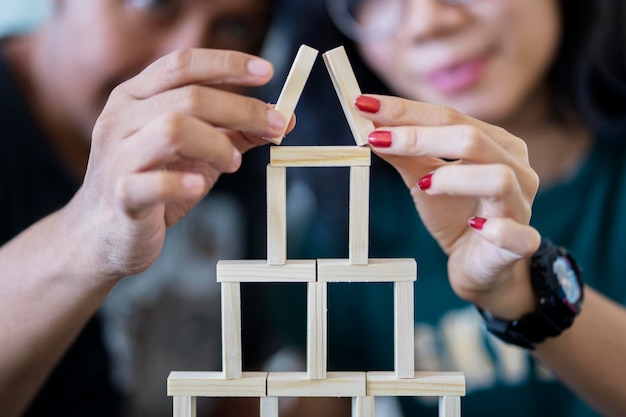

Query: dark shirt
left=0, top=49, right=121, bottom=417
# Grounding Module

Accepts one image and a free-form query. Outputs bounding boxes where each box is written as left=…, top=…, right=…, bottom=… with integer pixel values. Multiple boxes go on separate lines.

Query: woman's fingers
left=468, top=216, right=541, bottom=260
left=368, top=125, right=512, bottom=164
left=122, top=113, right=241, bottom=174
left=121, top=49, right=274, bottom=99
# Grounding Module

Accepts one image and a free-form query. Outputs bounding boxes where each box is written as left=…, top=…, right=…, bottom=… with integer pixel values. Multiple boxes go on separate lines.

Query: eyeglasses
left=326, top=0, right=479, bottom=42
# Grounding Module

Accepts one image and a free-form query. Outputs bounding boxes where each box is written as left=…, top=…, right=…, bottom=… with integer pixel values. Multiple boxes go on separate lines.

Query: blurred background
left=0, top=0, right=49, bottom=36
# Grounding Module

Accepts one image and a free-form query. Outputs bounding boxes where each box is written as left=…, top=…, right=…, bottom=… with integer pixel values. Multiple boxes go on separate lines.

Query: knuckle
left=114, top=177, right=131, bottom=206
left=457, top=125, right=483, bottom=156
left=157, top=113, right=186, bottom=148
left=490, top=164, right=517, bottom=195
left=437, top=105, right=461, bottom=125
left=180, top=85, right=204, bottom=114
left=164, top=48, right=194, bottom=78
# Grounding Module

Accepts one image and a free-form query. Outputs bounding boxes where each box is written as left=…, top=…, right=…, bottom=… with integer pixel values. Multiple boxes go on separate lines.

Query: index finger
left=121, top=48, right=274, bottom=99
left=356, top=94, right=495, bottom=131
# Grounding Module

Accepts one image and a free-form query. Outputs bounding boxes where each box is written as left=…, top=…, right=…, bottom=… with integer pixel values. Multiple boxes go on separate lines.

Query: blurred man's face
left=43, top=0, right=273, bottom=138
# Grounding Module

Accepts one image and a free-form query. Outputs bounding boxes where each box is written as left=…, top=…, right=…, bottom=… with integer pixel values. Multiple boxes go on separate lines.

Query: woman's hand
left=68, top=48, right=289, bottom=282
left=357, top=94, right=541, bottom=315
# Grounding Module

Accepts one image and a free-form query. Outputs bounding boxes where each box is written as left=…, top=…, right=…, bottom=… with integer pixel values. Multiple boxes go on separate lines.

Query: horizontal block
left=267, top=372, right=366, bottom=397
left=317, top=259, right=417, bottom=282
left=366, top=372, right=466, bottom=397
left=217, top=260, right=317, bottom=282
left=270, top=146, right=371, bottom=167
left=167, top=371, right=267, bottom=397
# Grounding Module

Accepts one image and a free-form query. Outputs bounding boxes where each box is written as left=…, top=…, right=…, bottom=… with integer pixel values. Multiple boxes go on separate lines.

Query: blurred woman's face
left=44, top=0, right=273, bottom=137
left=356, top=0, right=561, bottom=125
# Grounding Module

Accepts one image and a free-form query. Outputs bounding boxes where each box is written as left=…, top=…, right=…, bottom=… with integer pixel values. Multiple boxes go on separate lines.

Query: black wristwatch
left=478, top=238, right=584, bottom=349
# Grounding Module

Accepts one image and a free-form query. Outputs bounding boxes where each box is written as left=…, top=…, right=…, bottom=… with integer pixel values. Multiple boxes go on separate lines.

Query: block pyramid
left=167, top=45, right=466, bottom=417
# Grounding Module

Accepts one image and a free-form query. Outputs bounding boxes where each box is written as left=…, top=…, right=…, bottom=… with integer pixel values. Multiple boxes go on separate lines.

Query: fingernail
left=248, top=59, right=272, bottom=77
left=417, top=173, right=433, bottom=191
left=468, top=216, right=487, bottom=230
left=182, top=174, right=204, bottom=192
left=355, top=95, right=381, bottom=113
left=267, top=109, right=286, bottom=131
left=368, top=131, right=392, bottom=148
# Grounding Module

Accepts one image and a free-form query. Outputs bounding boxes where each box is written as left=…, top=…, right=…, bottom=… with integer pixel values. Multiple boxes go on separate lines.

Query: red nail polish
left=468, top=216, right=487, bottom=230
left=355, top=95, right=381, bottom=113
left=417, top=173, right=433, bottom=191
left=368, top=131, right=392, bottom=148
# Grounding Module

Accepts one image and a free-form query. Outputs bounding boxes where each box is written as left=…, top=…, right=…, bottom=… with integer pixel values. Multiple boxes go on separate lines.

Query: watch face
left=553, top=256, right=582, bottom=305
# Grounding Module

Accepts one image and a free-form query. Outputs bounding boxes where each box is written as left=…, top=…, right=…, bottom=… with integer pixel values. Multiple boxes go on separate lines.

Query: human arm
left=0, top=48, right=288, bottom=417
left=357, top=94, right=626, bottom=417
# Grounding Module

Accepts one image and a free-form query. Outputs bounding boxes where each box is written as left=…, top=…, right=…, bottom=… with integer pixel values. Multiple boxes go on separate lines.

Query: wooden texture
left=366, top=371, right=466, bottom=397
left=349, top=166, right=369, bottom=264
left=268, top=45, right=319, bottom=144
left=173, top=396, right=196, bottom=417
left=270, top=146, right=371, bottom=167
left=261, top=397, right=279, bottom=417
left=394, top=281, right=415, bottom=378
left=168, top=372, right=268, bottom=397
left=307, top=282, right=328, bottom=379
left=267, top=165, right=286, bottom=265
left=267, top=372, right=366, bottom=397
left=323, top=46, right=375, bottom=146
left=221, top=282, right=242, bottom=379
left=217, top=260, right=316, bottom=282
left=317, top=258, right=417, bottom=282
left=439, top=396, right=461, bottom=417
left=352, top=396, right=375, bottom=417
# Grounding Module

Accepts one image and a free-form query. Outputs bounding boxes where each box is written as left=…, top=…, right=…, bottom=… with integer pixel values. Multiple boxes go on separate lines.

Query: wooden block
left=349, top=166, right=369, bottom=265
left=323, top=46, right=375, bottom=146
left=267, top=372, right=366, bottom=397
left=270, top=146, right=371, bottom=167
left=168, top=371, right=268, bottom=397
left=439, top=396, right=461, bottom=417
left=317, top=259, right=417, bottom=282
left=268, top=45, right=319, bottom=144
left=173, top=396, right=196, bottom=417
left=307, top=282, right=328, bottom=379
left=352, top=397, right=375, bottom=417
left=267, top=165, right=286, bottom=265
left=394, top=281, right=414, bottom=379
left=261, top=397, right=279, bottom=417
left=221, top=282, right=242, bottom=379
left=366, top=371, right=466, bottom=397
left=217, top=260, right=316, bottom=283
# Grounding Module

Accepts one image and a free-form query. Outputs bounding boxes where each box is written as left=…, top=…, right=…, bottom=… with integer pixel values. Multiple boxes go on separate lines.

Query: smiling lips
left=426, top=55, right=487, bottom=94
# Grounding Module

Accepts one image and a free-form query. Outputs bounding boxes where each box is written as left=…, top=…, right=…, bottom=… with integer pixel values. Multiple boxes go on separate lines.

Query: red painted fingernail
left=468, top=216, right=487, bottom=230
left=417, top=173, right=433, bottom=191
left=368, top=131, right=392, bottom=148
left=355, top=95, right=381, bottom=113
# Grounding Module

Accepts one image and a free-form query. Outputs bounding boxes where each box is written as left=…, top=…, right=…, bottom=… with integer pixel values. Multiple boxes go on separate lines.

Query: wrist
left=477, top=238, right=584, bottom=349
left=472, top=258, right=538, bottom=320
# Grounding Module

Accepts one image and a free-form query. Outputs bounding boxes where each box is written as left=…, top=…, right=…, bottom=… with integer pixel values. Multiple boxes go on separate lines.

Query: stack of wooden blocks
left=167, top=45, right=466, bottom=417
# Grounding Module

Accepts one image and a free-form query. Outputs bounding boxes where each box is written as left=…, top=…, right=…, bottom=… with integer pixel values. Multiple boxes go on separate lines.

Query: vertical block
left=221, top=282, right=242, bottom=379
left=268, top=45, right=319, bottom=144
left=352, top=396, right=375, bottom=417
left=323, top=46, right=375, bottom=146
left=439, top=396, right=461, bottom=417
left=267, top=165, right=286, bottom=265
left=173, top=396, right=196, bottom=417
left=261, top=397, right=279, bottom=417
left=394, top=281, right=415, bottom=379
left=349, top=166, right=369, bottom=265
left=307, top=282, right=328, bottom=379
